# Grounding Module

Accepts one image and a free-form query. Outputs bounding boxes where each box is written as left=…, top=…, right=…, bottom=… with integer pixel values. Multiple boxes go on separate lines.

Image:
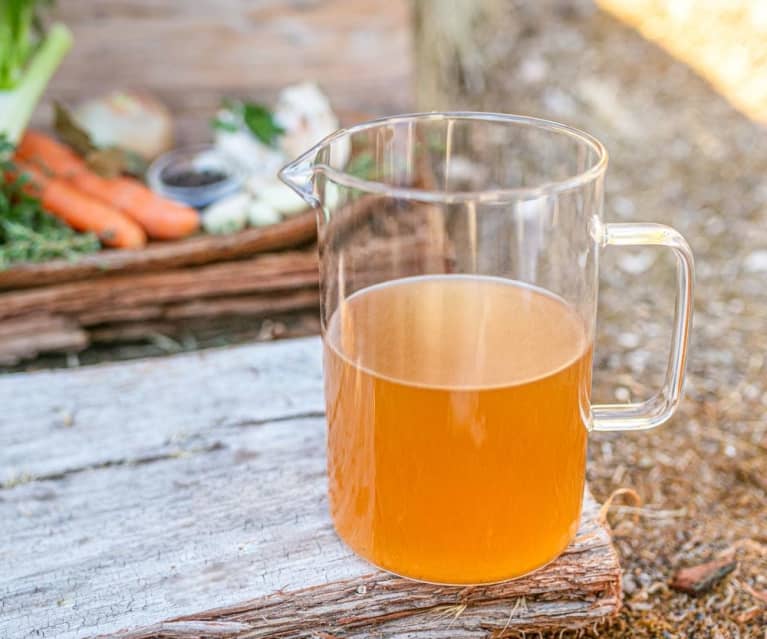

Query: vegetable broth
left=324, top=275, right=592, bottom=583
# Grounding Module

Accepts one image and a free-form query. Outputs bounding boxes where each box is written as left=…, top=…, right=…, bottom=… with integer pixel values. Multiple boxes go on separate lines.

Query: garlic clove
left=248, top=200, right=282, bottom=227
left=257, top=180, right=310, bottom=215
left=202, top=192, right=250, bottom=234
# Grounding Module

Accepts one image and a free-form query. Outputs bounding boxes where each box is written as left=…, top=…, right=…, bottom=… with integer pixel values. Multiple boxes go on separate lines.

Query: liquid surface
left=324, top=275, right=592, bottom=584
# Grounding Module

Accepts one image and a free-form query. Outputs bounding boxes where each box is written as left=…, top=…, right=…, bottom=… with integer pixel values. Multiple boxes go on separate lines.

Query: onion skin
left=74, top=91, right=174, bottom=160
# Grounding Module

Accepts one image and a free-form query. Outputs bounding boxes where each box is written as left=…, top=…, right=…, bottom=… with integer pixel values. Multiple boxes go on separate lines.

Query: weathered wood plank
left=0, top=338, right=621, bottom=638
left=0, top=314, right=88, bottom=365
left=0, top=251, right=318, bottom=322
left=0, top=250, right=320, bottom=362
left=0, top=338, right=324, bottom=485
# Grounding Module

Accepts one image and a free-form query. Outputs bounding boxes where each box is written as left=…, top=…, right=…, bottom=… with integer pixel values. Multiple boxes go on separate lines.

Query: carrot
left=18, top=131, right=199, bottom=240
left=16, top=130, right=88, bottom=179
left=70, top=173, right=199, bottom=240
left=17, top=162, right=147, bottom=249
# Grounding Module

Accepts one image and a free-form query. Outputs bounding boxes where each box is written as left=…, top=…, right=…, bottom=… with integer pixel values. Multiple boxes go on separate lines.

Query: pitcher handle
left=591, top=223, right=695, bottom=432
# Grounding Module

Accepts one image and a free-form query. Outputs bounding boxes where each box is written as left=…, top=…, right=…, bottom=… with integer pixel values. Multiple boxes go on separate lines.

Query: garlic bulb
left=202, top=192, right=250, bottom=234
left=214, top=111, right=284, bottom=177
left=274, top=83, right=350, bottom=168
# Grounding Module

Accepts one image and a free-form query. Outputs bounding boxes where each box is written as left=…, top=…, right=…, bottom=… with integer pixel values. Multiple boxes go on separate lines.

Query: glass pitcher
left=280, top=112, right=694, bottom=585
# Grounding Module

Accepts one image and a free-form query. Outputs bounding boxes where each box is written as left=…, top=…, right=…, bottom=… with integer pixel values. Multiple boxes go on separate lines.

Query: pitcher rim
left=295, top=111, right=608, bottom=204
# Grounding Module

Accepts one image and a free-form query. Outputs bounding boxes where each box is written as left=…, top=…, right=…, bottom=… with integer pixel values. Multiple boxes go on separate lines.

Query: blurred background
left=40, top=1, right=767, bottom=127
left=10, top=0, right=762, bottom=372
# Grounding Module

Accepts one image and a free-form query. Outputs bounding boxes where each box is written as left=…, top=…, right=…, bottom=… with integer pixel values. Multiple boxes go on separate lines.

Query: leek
left=0, top=1, right=72, bottom=146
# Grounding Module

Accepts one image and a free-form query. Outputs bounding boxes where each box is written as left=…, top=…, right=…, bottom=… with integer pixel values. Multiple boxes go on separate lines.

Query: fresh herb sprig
left=0, top=135, right=99, bottom=268
left=212, top=99, right=285, bottom=147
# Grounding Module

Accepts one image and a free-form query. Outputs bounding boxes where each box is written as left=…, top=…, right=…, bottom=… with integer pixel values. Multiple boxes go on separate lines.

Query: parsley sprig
left=212, top=99, right=285, bottom=147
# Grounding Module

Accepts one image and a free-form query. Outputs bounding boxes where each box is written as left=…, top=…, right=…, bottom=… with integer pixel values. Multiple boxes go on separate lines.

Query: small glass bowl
left=147, top=145, right=243, bottom=209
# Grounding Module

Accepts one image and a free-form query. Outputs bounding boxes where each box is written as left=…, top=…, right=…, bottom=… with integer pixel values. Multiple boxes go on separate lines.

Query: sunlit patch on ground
left=597, top=0, right=767, bottom=122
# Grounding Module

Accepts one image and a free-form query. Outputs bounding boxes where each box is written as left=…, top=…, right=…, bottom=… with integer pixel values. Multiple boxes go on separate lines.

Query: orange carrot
left=16, top=130, right=87, bottom=179
left=18, top=131, right=199, bottom=240
left=70, top=173, right=199, bottom=240
left=17, top=163, right=147, bottom=249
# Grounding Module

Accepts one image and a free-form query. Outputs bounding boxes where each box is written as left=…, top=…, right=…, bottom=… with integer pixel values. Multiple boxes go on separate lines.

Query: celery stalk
left=0, top=22, right=72, bottom=146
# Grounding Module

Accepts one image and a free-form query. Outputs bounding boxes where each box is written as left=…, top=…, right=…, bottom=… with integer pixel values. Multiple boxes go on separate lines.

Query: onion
left=74, top=91, right=174, bottom=160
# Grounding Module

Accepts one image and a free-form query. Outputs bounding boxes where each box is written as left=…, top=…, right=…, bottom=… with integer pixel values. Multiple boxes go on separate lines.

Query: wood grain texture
left=0, top=287, right=319, bottom=365
left=0, top=205, right=317, bottom=364
left=0, top=250, right=318, bottom=321
left=0, top=314, right=88, bottom=365
left=76, top=287, right=319, bottom=326
left=36, top=0, right=412, bottom=142
left=0, top=249, right=320, bottom=361
left=0, top=338, right=325, bottom=485
left=0, top=337, right=621, bottom=638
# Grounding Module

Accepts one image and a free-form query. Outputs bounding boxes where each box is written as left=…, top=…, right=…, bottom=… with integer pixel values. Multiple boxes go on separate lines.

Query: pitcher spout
left=278, top=148, right=320, bottom=208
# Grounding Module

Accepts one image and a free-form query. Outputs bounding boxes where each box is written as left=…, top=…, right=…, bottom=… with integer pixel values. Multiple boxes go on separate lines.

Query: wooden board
left=0, top=247, right=320, bottom=365
left=0, top=337, right=621, bottom=638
